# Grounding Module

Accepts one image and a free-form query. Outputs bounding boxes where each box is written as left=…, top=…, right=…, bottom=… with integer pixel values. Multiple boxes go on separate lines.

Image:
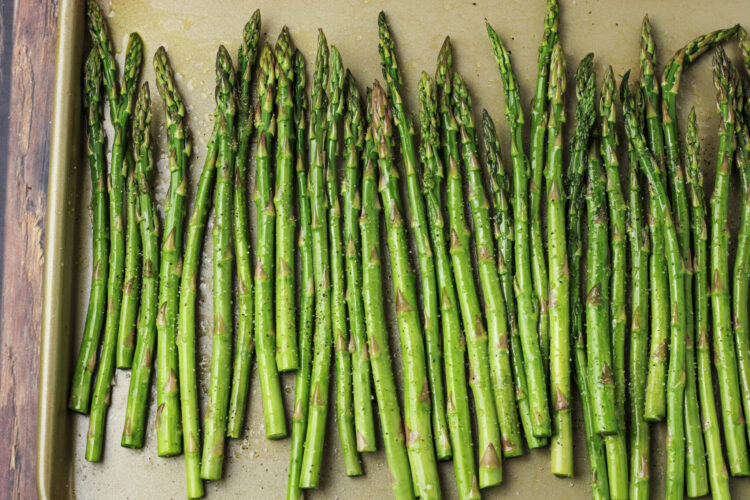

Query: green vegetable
left=437, top=42, right=503, bottom=489
left=622, top=71, right=687, bottom=500
left=72, top=48, right=108, bottom=415
left=361, top=98, right=416, bottom=499
left=453, top=73, right=521, bottom=458
left=299, top=33, right=333, bottom=489
left=226, top=10, right=261, bottom=438
left=254, top=43, right=287, bottom=441
left=286, top=48, right=314, bottom=500
left=686, top=107, right=731, bottom=500
left=420, top=70, right=479, bottom=499
left=343, top=73, right=376, bottom=453
left=545, top=41, right=571, bottom=477
left=274, top=26, right=298, bottom=373
left=372, top=80, right=442, bottom=498
left=486, top=21, right=550, bottom=438
left=85, top=29, right=143, bottom=461
left=379, top=12, right=450, bottom=463
left=200, top=45, right=237, bottom=481
left=153, top=44, right=189, bottom=457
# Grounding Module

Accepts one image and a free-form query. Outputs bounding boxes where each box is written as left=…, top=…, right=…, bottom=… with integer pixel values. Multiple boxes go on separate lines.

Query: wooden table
left=0, top=1, right=58, bottom=498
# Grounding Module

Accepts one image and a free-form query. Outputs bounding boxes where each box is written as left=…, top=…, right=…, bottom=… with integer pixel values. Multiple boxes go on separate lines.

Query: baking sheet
left=39, top=0, right=750, bottom=498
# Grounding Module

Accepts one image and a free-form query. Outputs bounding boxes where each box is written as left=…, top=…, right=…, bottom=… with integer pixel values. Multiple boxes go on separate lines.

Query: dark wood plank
left=0, top=1, right=59, bottom=498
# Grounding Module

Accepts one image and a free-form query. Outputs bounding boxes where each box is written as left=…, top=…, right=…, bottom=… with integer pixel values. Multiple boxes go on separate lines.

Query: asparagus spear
left=486, top=22, right=551, bottom=438
left=286, top=48, right=314, bottom=500
left=661, top=26, right=739, bottom=494
left=343, top=73, right=377, bottom=453
left=73, top=48, right=108, bottom=415
left=327, top=46, right=363, bottom=477
left=85, top=32, right=143, bottom=461
left=483, top=108, right=546, bottom=450
left=686, top=107, right=731, bottom=500
left=599, top=68, right=628, bottom=500
left=733, top=32, right=750, bottom=454
left=529, top=0, right=557, bottom=369
left=378, top=12, right=450, bottom=463
left=299, top=33, right=333, bottom=488
left=254, top=43, right=287, bottom=440
left=575, top=297, right=611, bottom=500
left=639, top=17, right=669, bottom=422
left=70, top=1, right=141, bottom=413
left=226, top=10, right=261, bottom=438
left=710, top=47, right=750, bottom=476
left=586, top=139, right=625, bottom=497
left=372, top=81, right=443, bottom=498
left=626, top=85, right=651, bottom=500
left=420, top=71, right=479, bottom=499
left=436, top=45, right=503, bottom=489
left=360, top=106, right=416, bottom=500
left=121, top=84, right=159, bottom=450
left=200, top=45, right=237, bottom=481
left=567, top=54, right=607, bottom=500
left=622, top=71, right=687, bottom=500
left=117, top=161, right=142, bottom=368
left=545, top=41, right=571, bottom=477
left=274, top=26, right=298, bottom=373
left=453, top=73, right=522, bottom=458
left=153, top=45, right=188, bottom=457
left=176, top=128, right=219, bottom=499
left=740, top=27, right=750, bottom=78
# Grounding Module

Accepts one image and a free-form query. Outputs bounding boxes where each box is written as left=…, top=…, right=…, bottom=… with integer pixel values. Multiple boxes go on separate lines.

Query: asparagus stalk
left=327, top=46, right=363, bottom=477
left=73, top=48, right=108, bottom=415
left=453, top=73, right=522, bottom=458
left=286, top=48, right=314, bottom=500
left=586, top=139, right=625, bottom=497
left=226, top=10, right=261, bottom=438
left=254, top=44, right=287, bottom=440
left=622, top=72, right=687, bottom=500
left=176, top=127, right=219, bottom=499
left=483, top=107, right=546, bottom=450
left=420, top=71, right=479, bottom=499
left=436, top=45, right=503, bottom=489
left=599, top=68, right=628, bottom=500
left=686, top=107, right=731, bottom=500
left=567, top=54, right=608, bottom=500
left=299, top=33, right=333, bottom=488
left=378, top=12, right=450, bottom=463
left=343, top=73, right=377, bottom=453
left=575, top=303, right=611, bottom=500
left=639, top=18, right=669, bottom=422
left=740, top=27, right=750, bottom=78
left=71, top=1, right=141, bottom=413
left=117, top=161, right=142, bottom=368
left=85, top=32, right=143, bottom=461
left=661, top=27, right=740, bottom=495
left=153, top=45, right=188, bottom=457
left=360, top=107, right=416, bottom=500
left=200, top=45, right=237, bottom=481
left=528, top=0, right=557, bottom=369
left=710, top=47, right=750, bottom=476
left=274, top=26, right=298, bottom=372
left=545, top=41, right=571, bottom=477
left=626, top=85, right=651, bottom=500
left=486, top=22, right=551, bottom=438
left=359, top=117, right=414, bottom=499
left=733, top=32, right=750, bottom=454
left=372, top=81, right=443, bottom=498
left=121, top=84, right=159, bottom=450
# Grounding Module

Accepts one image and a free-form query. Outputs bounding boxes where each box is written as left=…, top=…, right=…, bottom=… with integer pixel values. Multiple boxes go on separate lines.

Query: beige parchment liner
left=40, top=0, right=750, bottom=498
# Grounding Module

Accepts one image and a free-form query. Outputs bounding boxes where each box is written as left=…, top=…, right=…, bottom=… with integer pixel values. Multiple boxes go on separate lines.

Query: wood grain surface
left=0, top=1, right=59, bottom=498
